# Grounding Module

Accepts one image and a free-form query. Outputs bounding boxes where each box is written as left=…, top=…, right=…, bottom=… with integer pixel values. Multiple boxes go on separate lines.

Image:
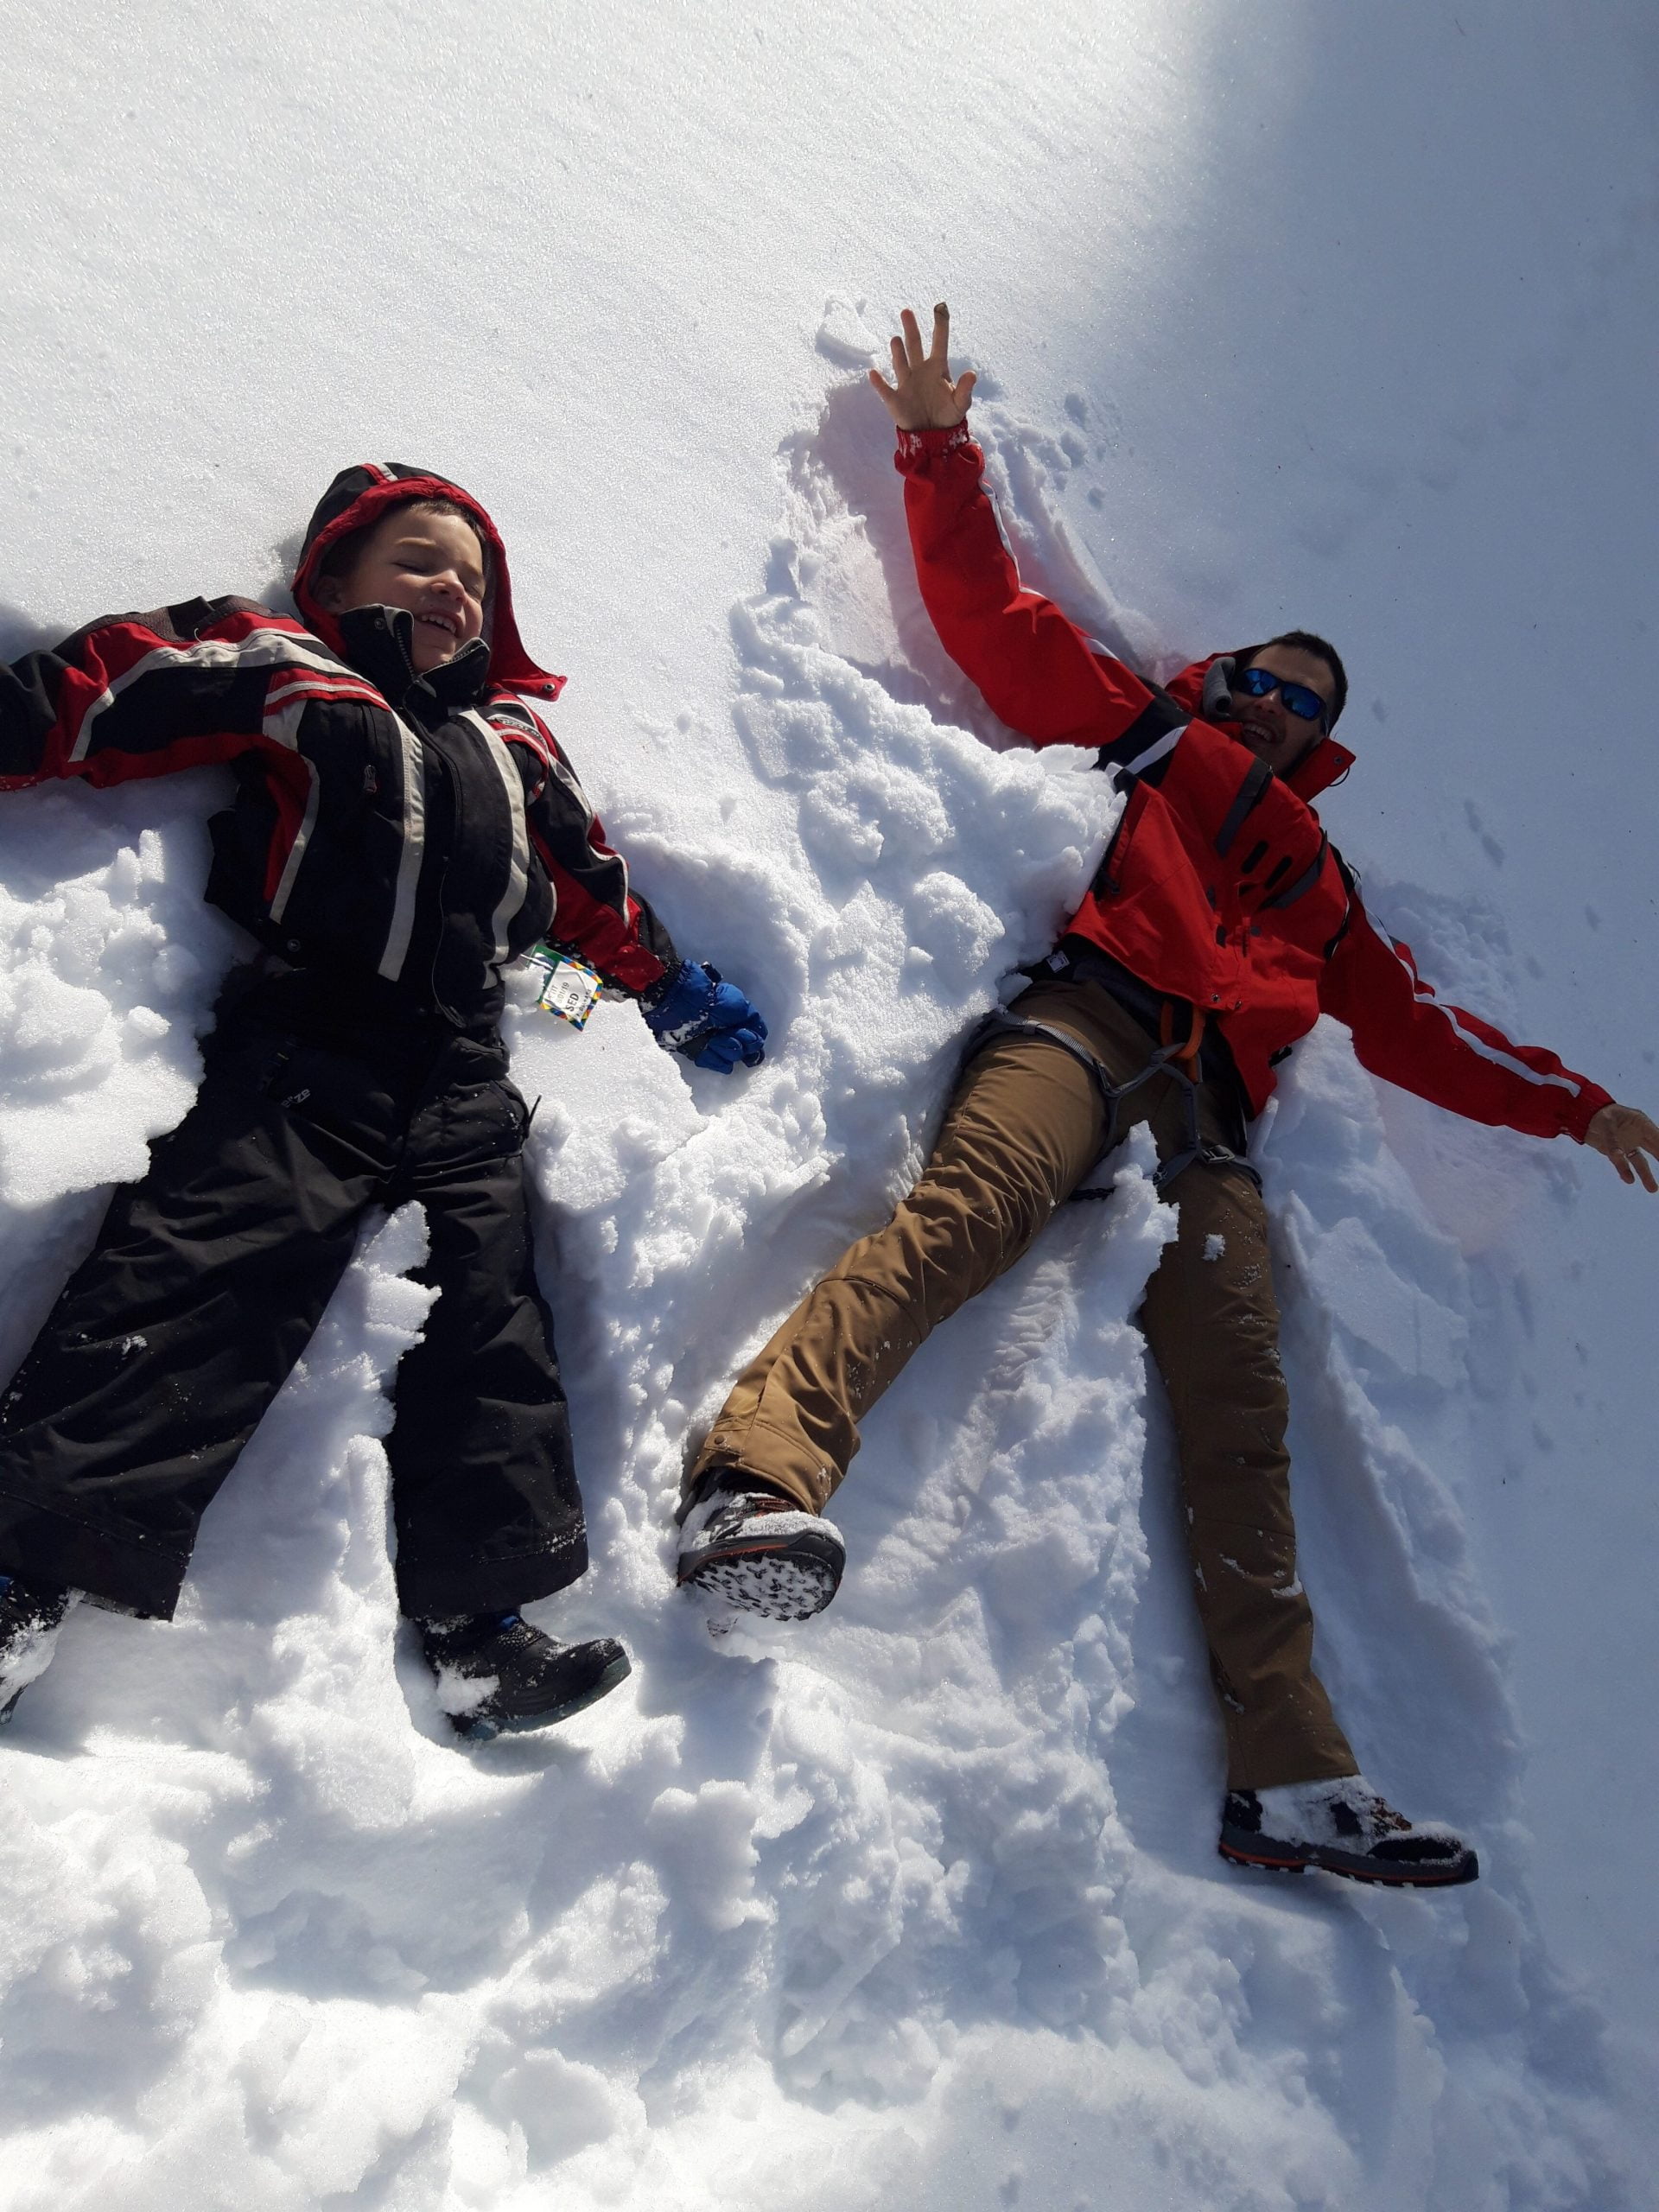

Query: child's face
left=318, top=506, right=489, bottom=673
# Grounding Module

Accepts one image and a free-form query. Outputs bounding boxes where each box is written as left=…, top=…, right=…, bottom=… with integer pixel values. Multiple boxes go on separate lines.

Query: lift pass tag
left=529, top=946, right=602, bottom=1029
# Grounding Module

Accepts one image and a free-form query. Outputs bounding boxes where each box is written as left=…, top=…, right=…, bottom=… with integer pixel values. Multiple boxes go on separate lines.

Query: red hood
left=290, top=462, right=565, bottom=703
left=1167, top=651, right=1354, bottom=802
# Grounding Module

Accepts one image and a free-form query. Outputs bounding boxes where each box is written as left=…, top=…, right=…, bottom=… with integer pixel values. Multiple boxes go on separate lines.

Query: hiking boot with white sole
left=677, top=1482, right=845, bottom=1622
left=1218, top=1774, right=1478, bottom=1887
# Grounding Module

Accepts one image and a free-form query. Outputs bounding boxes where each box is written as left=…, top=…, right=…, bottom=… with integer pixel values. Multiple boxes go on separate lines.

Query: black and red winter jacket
left=899, top=423, right=1610, bottom=1141
left=0, top=462, right=678, bottom=1027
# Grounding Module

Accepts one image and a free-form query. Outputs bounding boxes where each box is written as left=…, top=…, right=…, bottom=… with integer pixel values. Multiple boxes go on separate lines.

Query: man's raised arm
left=871, top=303, right=1154, bottom=747
left=870, top=304, right=1351, bottom=964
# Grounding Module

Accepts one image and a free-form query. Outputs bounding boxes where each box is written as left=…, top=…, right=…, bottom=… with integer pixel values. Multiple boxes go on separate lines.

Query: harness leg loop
left=964, top=1005, right=1262, bottom=1204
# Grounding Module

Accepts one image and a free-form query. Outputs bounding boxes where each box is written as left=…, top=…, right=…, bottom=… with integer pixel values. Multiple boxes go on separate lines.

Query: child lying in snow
left=0, top=462, right=766, bottom=1739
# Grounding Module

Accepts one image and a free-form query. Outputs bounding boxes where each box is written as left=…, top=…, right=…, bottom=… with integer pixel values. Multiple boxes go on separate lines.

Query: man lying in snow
left=678, top=307, right=1659, bottom=1888
left=0, top=464, right=765, bottom=1741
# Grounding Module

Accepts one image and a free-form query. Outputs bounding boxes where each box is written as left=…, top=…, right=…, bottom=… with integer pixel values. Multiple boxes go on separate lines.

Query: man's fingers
left=900, top=307, right=925, bottom=371
left=928, top=301, right=950, bottom=365
left=1603, top=1144, right=1656, bottom=1191
left=889, top=333, right=910, bottom=381
left=954, top=368, right=977, bottom=410
left=1586, top=1103, right=1659, bottom=1191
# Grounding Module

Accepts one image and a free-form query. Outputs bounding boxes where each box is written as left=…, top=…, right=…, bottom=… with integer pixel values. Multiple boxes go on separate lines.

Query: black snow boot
left=419, top=1612, right=631, bottom=1742
left=676, top=1478, right=845, bottom=1621
left=1218, top=1775, right=1478, bottom=1887
left=0, top=1574, right=75, bottom=1726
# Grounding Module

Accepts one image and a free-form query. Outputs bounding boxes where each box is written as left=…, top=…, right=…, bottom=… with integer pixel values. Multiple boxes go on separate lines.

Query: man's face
left=1230, top=644, right=1335, bottom=774
left=318, top=506, right=488, bottom=673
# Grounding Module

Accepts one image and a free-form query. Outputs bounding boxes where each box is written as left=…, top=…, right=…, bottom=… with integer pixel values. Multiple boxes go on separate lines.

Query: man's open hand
left=868, top=303, right=977, bottom=431
left=1585, top=1103, right=1659, bottom=1192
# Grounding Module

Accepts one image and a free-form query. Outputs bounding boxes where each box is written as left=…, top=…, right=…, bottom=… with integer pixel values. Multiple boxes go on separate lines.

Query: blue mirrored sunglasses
left=1236, top=664, right=1329, bottom=725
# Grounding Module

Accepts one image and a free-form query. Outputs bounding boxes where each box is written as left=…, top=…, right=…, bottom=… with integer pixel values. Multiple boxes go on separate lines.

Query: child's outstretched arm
left=505, top=704, right=767, bottom=1074
left=1, top=595, right=315, bottom=794
left=510, top=716, right=680, bottom=999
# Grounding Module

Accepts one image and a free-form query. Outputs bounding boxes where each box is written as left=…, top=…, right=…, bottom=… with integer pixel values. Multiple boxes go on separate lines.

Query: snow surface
left=2, top=2, right=1656, bottom=2205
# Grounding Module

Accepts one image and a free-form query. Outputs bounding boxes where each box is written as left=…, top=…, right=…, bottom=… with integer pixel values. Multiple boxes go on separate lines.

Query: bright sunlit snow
left=1, top=3, right=1656, bottom=2207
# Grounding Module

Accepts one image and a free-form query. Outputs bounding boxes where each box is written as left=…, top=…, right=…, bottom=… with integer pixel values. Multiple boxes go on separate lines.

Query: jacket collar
left=336, top=604, right=493, bottom=724
left=1283, top=733, right=1356, bottom=801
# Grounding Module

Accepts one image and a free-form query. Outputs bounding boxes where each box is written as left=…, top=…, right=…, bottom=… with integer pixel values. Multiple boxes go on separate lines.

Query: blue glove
left=642, top=961, right=767, bottom=1073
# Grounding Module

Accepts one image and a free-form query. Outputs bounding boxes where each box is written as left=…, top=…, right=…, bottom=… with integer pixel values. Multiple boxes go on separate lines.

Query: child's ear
left=312, top=573, right=345, bottom=613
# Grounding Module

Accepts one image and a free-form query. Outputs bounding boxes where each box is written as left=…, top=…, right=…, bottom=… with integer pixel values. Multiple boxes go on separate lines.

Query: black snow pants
left=0, top=979, right=586, bottom=1621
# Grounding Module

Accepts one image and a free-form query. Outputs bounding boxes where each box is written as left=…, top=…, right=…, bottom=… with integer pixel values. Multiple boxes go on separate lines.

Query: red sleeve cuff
left=1565, top=1082, right=1615, bottom=1143
left=894, top=421, right=976, bottom=474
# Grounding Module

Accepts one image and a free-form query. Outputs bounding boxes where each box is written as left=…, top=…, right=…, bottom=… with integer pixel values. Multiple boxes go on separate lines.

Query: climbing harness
left=967, top=976, right=1262, bottom=1205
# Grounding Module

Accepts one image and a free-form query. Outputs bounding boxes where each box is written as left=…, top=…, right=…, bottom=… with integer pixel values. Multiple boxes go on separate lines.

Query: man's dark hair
left=1245, top=630, right=1348, bottom=726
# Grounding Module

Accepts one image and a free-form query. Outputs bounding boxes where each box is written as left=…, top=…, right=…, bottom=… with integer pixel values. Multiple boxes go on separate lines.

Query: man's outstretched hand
left=1586, top=1103, right=1659, bottom=1192
left=868, top=303, right=977, bottom=431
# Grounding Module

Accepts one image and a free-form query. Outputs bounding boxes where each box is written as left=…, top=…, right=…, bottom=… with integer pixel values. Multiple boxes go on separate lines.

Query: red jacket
left=899, top=423, right=1609, bottom=1141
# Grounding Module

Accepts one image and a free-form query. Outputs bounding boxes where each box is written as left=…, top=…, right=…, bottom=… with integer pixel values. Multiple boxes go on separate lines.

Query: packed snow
left=1, top=2, right=1656, bottom=2206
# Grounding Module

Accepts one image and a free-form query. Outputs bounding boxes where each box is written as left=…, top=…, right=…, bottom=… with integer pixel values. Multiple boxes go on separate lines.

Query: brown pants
left=691, top=978, right=1357, bottom=1791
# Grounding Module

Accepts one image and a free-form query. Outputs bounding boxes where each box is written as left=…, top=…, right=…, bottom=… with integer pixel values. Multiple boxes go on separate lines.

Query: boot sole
left=681, top=1549, right=841, bottom=1622
left=1218, top=1831, right=1479, bottom=1887
left=451, top=1651, right=632, bottom=1743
